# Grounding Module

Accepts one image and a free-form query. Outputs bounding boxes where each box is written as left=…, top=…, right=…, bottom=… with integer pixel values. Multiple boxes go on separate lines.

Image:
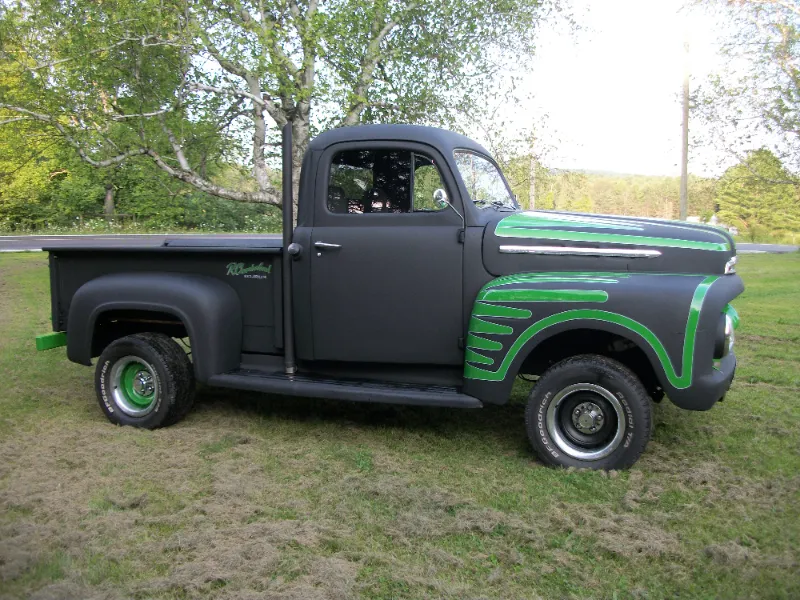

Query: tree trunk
left=103, top=184, right=115, bottom=218
left=290, top=110, right=311, bottom=222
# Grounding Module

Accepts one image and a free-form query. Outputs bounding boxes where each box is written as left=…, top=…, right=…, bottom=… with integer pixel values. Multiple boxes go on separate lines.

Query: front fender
left=67, top=272, right=242, bottom=382
left=462, top=271, right=744, bottom=408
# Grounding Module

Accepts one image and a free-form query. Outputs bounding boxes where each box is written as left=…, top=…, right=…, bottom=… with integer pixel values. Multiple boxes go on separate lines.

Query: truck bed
left=46, top=235, right=285, bottom=356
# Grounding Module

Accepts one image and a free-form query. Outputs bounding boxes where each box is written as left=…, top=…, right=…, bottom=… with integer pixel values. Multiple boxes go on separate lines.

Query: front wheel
left=524, top=354, right=652, bottom=470
left=95, top=333, right=195, bottom=429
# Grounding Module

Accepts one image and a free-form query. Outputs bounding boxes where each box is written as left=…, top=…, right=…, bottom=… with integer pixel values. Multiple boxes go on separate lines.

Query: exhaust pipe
left=281, top=123, right=297, bottom=375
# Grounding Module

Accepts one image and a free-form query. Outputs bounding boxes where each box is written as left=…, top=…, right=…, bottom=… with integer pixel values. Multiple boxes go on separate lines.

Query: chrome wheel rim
left=110, top=356, right=159, bottom=417
left=546, top=383, right=626, bottom=460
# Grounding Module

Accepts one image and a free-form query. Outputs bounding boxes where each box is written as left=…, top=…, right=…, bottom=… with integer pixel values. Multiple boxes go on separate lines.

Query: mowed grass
left=0, top=252, right=798, bottom=600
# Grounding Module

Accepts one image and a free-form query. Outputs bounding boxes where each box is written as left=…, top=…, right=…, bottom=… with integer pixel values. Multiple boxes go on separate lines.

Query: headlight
left=723, top=313, right=735, bottom=357
left=715, top=306, right=738, bottom=359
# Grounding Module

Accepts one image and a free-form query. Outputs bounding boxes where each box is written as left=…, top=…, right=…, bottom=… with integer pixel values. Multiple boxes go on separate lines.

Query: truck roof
left=308, top=124, right=490, bottom=156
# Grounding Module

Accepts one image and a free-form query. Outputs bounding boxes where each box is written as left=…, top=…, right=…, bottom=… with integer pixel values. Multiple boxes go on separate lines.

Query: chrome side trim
left=498, top=245, right=662, bottom=258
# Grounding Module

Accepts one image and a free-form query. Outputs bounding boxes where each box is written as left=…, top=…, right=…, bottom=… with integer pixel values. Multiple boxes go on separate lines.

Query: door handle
left=314, top=241, right=342, bottom=250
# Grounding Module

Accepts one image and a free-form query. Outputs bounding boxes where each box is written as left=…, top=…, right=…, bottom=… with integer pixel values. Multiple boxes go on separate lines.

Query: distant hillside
left=502, top=160, right=716, bottom=220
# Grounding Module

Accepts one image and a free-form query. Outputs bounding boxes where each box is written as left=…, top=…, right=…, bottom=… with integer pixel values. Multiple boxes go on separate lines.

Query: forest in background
left=1, top=130, right=798, bottom=245
left=1, top=0, right=798, bottom=243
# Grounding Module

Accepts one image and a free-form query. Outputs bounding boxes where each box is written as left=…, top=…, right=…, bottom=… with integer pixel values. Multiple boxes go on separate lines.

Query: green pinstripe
left=472, top=302, right=532, bottom=319
left=495, top=211, right=732, bottom=251
left=464, top=275, right=719, bottom=389
left=498, top=212, right=647, bottom=231
left=725, top=304, right=740, bottom=330
left=484, top=272, right=626, bottom=288
left=482, top=288, right=609, bottom=303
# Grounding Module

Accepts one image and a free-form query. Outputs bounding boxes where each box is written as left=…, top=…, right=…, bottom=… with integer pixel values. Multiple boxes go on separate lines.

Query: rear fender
left=67, top=272, right=242, bottom=382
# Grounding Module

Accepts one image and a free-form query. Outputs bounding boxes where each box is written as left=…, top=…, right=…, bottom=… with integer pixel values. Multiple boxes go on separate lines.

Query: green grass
left=0, top=252, right=798, bottom=599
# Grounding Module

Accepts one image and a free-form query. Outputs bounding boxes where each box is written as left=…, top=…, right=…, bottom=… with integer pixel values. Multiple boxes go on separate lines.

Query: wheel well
left=91, top=309, right=189, bottom=358
left=518, top=329, right=663, bottom=399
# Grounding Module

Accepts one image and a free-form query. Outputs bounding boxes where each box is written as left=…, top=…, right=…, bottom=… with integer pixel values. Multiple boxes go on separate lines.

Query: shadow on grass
left=191, top=382, right=701, bottom=467
left=193, top=382, right=532, bottom=450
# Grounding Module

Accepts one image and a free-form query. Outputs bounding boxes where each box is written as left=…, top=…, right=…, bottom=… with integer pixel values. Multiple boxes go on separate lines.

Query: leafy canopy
left=1, top=0, right=561, bottom=206
left=694, top=0, right=799, bottom=179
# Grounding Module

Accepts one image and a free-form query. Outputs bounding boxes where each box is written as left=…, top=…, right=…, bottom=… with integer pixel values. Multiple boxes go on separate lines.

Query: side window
left=328, top=149, right=411, bottom=213
left=412, top=154, right=446, bottom=212
left=327, top=148, right=446, bottom=214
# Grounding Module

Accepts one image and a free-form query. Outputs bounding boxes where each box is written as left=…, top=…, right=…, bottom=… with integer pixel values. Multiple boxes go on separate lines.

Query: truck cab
left=38, top=124, right=744, bottom=470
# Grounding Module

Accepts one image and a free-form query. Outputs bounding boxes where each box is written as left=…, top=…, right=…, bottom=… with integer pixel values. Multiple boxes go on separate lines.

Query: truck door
left=309, top=142, right=464, bottom=365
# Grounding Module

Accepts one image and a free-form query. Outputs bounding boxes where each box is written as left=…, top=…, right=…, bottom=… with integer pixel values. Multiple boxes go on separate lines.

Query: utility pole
left=529, top=155, right=536, bottom=210
left=680, top=30, right=690, bottom=221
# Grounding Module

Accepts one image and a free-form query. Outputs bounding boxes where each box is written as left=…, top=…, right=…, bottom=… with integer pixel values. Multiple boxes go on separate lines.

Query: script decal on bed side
left=226, top=262, right=273, bottom=279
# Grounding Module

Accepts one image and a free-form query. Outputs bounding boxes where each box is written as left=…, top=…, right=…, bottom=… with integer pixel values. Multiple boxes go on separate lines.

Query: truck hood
left=481, top=210, right=737, bottom=277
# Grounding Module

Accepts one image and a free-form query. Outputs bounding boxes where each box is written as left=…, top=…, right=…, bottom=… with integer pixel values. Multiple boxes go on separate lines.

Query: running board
left=207, top=369, right=483, bottom=409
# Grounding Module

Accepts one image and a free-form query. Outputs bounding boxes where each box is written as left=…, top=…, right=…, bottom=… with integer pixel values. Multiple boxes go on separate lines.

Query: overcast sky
left=514, top=0, right=724, bottom=177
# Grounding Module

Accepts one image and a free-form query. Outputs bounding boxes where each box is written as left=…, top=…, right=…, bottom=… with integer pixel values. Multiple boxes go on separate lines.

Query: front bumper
left=668, top=352, right=737, bottom=411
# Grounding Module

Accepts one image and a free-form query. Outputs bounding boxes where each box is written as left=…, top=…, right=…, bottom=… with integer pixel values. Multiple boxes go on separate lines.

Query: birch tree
left=0, top=0, right=560, bottom=210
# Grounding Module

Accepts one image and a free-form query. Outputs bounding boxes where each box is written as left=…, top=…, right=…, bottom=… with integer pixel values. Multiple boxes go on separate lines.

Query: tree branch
left=195, top=26, right=251, bottom=79
left=110, top=108, right=173, bottom=120
left=342, top=5, right=416, bottom=126
left=0, top=104, right=148, bottom=167
left=0, top=103, right=282, bottom=204
left=189, top=82, right=265, bottom=107
left=12, top=35, right=181, bottom=72
left=145, top=148, right=279, bottom=204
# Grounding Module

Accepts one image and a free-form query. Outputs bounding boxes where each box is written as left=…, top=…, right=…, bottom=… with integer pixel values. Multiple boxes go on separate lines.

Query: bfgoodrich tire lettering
left=95, top=333, right=195, bottom=429
left=524, top=354, right=652, bottom=470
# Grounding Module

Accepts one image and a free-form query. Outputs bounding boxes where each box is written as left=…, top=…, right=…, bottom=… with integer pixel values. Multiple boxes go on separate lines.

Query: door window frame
left=314, top=140, right=464, bottom=228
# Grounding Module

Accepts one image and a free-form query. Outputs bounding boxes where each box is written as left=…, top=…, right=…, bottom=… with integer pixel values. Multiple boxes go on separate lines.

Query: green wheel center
left=120, top=362, right=155, bottom=407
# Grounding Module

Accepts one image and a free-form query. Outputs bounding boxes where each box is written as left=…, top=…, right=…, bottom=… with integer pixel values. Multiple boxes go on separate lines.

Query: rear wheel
left=95, top=333, right=195, bottom=429
left=524, top=354, right=652, bottom=470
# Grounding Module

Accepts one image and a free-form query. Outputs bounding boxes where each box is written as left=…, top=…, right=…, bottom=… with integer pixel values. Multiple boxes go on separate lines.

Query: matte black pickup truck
left=37, top=124, right=743, bottom=469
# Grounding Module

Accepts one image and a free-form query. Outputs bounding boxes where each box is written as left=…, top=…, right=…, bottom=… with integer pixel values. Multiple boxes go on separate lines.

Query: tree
left=716, top=148, right=800, bottom=239
left=693, top=0, right=800, bottom=180
left=0, top=0, right=561, bottom=211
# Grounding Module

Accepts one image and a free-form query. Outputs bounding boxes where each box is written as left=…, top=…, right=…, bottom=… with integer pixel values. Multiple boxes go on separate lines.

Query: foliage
left=716, top=148, right=800, bottom=241
left=0, top=128, right=282, bottom=232
left=0, top=0, right=563, bottom=208
left=694, top=0, right=800, bottom=177
left=502, top=159, right=718, bottom=220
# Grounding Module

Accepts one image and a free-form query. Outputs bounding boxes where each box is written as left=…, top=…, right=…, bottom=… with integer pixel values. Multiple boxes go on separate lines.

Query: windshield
left=454, top=151, right=518, bottom=210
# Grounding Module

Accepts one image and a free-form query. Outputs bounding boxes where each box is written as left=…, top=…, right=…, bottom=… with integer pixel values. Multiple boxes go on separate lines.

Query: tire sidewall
left=96, top=337, right=176, bottom=428
left=527, top=358, right=650, bottom=470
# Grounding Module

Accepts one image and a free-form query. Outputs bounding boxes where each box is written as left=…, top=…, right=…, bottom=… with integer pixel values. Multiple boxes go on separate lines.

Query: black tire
left=95, top=333, right=195, bottom=429
left=524, top=354, right=652, bottom=470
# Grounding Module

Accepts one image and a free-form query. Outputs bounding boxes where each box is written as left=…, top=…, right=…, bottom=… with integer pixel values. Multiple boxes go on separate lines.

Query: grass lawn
left=0, top=252, right=798, bottom=599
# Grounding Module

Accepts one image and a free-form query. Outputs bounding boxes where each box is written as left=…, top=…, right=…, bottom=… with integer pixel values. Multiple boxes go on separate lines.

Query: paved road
left=737, top=243, right=798, bottom=254
left=1, top=234, right=797, bottom=254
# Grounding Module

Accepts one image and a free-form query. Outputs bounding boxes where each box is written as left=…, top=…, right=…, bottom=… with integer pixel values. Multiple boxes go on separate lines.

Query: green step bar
left=35, top=332, right=67, bottom=351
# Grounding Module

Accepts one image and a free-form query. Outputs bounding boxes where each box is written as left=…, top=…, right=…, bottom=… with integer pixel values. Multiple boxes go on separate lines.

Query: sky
left=510, top=0, right=725, bottom=177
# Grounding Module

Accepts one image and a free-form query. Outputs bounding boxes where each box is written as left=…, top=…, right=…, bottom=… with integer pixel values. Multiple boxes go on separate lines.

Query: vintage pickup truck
left=36, top=124, right=743, bottom=469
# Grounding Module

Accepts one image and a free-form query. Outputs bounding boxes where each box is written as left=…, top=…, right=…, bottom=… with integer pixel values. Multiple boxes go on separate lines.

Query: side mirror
left=433, top=188, right=449, bottom=209
left=432, top=188, right=465, bottom=226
